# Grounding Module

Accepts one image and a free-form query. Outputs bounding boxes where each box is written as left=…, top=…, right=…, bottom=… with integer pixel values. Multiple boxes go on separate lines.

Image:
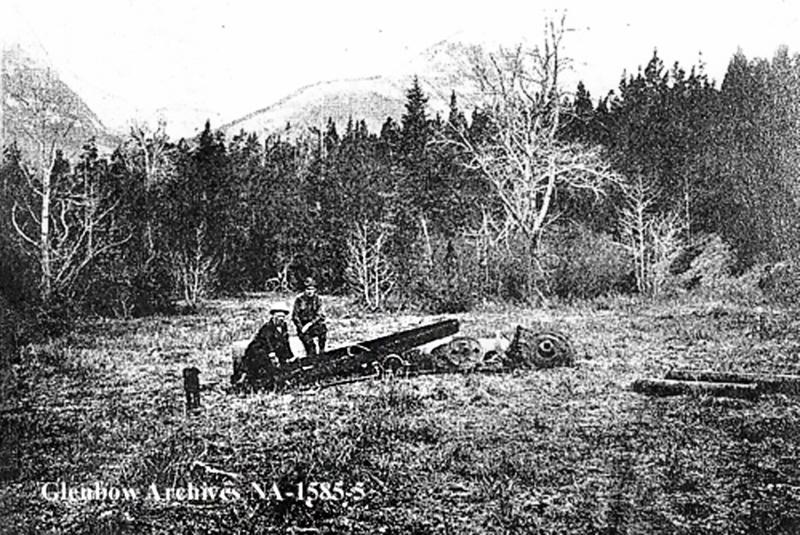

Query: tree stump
left=506, top=327, right=575, bottom=369
left=183, top=367, right=201, bottom=411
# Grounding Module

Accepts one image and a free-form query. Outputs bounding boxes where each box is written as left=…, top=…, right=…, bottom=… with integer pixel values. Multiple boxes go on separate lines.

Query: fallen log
left=665, top=369, right=800, bottom=394
left=632, top=378, right=760, bottom=400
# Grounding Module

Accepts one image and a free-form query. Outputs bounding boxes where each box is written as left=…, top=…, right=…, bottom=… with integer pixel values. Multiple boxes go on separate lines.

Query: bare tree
left=646, top=211, right=683, bottom=297
left=170, top=224, right=219, bottom=308
left=618, top=174, right=655, bottom=293
left=123, top=119, right=175, bottom=262
left=451, top=16, right=621, bottom=297
left=264, top=254, right=296, bottom=293
left=618, top=174, right=683, bottom=296
left=6, top=64, right=128, bottom=302
left=127, top=119, right=173, bottom=189
left=11, top=149, right=131, bottom=301
left=345, top=221, right=396, bottom=310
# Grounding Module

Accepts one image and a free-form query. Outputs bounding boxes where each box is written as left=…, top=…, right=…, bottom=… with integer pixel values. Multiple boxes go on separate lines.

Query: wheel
left=346, top=344, right=371, bottom=357
left=436, top=336, right=483, bottom=370
left=537, top=338, right=555, bottom=359
left=506, top=328, right=575, bottom=368
left=382, top=354, right=408, bottom=378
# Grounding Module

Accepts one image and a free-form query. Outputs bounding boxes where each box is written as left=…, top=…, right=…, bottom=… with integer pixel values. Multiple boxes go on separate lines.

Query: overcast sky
left=3, top=0, right=800, bottom=136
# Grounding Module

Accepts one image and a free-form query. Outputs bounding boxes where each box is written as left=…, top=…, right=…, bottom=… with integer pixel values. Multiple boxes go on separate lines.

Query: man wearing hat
left=292, top=277, right=327, bottom=358
left=239, top=302, right=294, bottom=390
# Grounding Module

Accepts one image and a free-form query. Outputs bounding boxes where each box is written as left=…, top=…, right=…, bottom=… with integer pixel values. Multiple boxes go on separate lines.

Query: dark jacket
left=292, top=293, right=325, bottom=332
left=244, top=319, right=294, bottom=378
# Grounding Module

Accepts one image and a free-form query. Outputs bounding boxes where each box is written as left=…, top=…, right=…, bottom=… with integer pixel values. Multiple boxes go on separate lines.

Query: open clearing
left=2, top=295, right=800, bottom=534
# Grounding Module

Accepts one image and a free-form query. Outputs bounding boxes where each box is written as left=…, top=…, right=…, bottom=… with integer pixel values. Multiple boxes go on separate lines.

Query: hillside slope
left=2, top=45, right=118, bottom=158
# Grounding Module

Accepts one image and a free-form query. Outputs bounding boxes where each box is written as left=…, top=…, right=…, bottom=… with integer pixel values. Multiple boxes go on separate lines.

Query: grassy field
left=2, top=294, right=800, bottom=534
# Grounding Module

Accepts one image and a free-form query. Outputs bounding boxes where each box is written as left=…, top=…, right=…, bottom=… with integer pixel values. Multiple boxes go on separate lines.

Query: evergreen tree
left=159, top=120, right=233, bottom=304
left=323, top=118, right=339, bottom=156
left=401, top=76, right=430, bottom=157
left=605, top=50, right=717, bottom=231
left=378, top=117, right=401, bottom=159
left=562, top=81, right=595, bottom=142
left=708, top=49, right=800, bottom=265
left=447, top=90, right=467, bottom=132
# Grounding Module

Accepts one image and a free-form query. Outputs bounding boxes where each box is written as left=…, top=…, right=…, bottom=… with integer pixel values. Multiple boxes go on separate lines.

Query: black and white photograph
left=1, top=1, right=800, bottom=533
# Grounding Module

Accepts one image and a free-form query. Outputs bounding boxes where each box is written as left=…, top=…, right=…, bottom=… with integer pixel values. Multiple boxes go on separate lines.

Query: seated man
left=292, top=277, right=327, bottom=358
left=238, top=303, right=294, bottom=390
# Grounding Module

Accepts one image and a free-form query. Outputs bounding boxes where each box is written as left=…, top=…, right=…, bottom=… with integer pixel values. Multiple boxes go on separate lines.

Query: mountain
left=220, top=76, right=409, bottom=138
left=2, top=45, right=119, bottom=160
left=220, top=41, right=478, bottom=139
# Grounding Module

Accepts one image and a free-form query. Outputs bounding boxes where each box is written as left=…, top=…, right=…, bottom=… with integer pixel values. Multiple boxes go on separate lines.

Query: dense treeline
left=2, top=45, right=800, bottom=343
left=563, top=48, right=800, bottom=270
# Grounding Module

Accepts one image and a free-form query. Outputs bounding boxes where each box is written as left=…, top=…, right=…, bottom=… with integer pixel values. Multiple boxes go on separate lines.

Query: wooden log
left=631, top=378, right=760, bottom=400
left=506, top=327, right=575, bottom=369
left=665, top=369, right=800, bottom=394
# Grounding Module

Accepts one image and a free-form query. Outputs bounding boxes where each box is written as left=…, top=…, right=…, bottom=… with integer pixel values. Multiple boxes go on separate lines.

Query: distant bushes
left=0, top=294, right=23, bottom=358
left=645, top=233, right=800, bottom=306
left=401, top=237, right=479, bottom=313
left=77, top=257, right=175, bottom=318
left=670, top=234, right=736, bottom=291
left=0, top=241, right=68, bottom=350
left=399, top=225, right=634, bottom=311
left=758, top=261, right=800, bottom=306
left=398, top=227, right=800, bottom=310
left=545, top=225, right=633, bottom=300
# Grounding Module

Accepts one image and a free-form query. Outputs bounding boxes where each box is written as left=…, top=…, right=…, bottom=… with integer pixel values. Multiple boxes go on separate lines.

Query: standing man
left=238, top=303, right=294, bottom=390
left=292, top=277, right=327, bottom=358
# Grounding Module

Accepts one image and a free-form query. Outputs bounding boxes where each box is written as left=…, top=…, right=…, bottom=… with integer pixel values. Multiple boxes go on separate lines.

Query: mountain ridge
left=219, top=40, right=478, bottom=139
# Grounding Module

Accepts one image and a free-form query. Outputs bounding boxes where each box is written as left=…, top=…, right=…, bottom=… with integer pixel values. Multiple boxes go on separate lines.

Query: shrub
left=544, top=225, right=634, bottom=299
left=666, top=234, right=772, bottom=304
left=0, top=243, right=36, bottom=352
left=403, top=236, right=479, bottom=313
left=77, top=256, right=175, bottom=318
left=759, top=261, right=800, bottom=306
left=671, top=234, right=736, bottom=292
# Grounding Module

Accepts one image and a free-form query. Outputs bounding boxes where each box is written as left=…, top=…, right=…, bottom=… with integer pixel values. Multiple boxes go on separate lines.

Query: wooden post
left=182, top=367, right=201, bottom=411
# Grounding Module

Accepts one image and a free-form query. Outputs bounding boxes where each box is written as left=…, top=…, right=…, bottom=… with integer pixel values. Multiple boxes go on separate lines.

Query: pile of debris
left=228, top=320, right=576, bottom=392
